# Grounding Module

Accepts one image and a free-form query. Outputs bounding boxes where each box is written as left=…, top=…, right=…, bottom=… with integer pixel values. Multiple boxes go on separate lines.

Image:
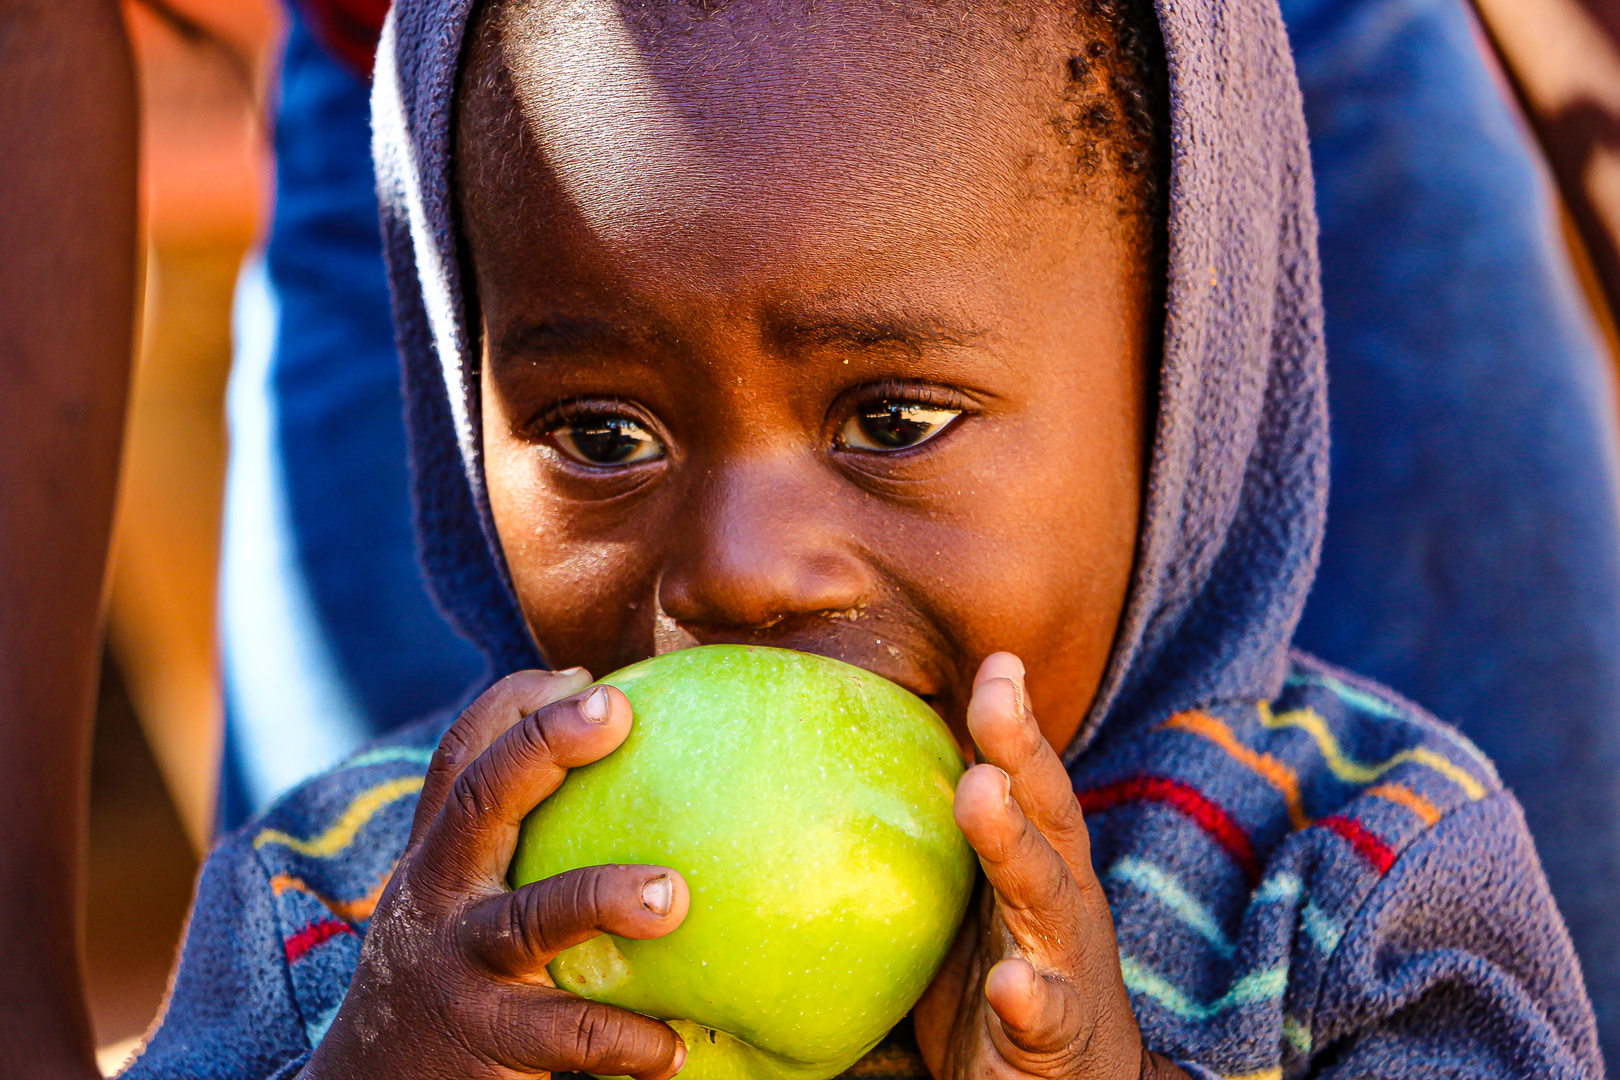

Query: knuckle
left=507, top=889, right=542, bottom=962
left=544, top=1001, right=623, bottom=1066
left=449, top=765, right=490, bottom=824
left=533, top=869, right=602, bottom=952
left=428, top=726, right=476, bottom=783
left=512, top=705, right=561, bottom=765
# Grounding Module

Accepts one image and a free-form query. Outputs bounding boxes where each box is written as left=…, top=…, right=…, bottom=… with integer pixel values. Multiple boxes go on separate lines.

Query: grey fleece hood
left=371, top=0, right=1327, bottom=759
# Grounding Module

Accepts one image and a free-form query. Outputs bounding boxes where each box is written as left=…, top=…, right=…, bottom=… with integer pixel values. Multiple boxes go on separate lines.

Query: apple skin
left=509, top=644, right=976, bottom=1080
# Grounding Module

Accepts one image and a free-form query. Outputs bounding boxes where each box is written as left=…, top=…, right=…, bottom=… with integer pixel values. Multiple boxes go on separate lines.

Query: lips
left=663, top=618, right=948, bottom=707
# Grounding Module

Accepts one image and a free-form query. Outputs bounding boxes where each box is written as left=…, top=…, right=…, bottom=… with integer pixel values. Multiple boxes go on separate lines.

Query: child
left=126, top=0, right=1602, bottom=1076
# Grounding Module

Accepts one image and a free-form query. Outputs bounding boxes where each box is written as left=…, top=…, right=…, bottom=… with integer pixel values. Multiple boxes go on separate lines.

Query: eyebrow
left=769, top=313, right=989, bottom=358
left=492, top=312, right=989, bottom=366
left=497, top=318, right=654, bottom=360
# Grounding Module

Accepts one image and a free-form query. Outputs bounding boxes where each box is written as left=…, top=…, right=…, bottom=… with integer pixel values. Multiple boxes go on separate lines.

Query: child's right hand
left=300, top=669, right=691, bottom=1080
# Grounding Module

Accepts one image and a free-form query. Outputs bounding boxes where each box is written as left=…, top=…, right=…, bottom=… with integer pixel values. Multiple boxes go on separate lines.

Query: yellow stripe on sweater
left=254, top=775, right=424, bottom=857
left=1258, top=704, right=1485, bottom=800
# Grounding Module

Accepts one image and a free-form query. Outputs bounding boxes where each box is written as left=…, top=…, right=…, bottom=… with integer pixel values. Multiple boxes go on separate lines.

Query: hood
left=372, top=0, right=1327, bottom=760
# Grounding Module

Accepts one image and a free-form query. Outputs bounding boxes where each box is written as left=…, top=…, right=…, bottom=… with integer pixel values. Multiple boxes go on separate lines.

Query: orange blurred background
left=89, top=0, right=278, bottom=1069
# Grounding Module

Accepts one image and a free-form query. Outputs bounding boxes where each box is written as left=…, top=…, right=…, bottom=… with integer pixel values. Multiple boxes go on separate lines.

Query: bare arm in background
left=0, top=1, right=139, bottom=1077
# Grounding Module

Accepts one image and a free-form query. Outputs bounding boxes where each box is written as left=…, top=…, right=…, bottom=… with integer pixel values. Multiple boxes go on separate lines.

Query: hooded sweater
left=124, top=0, right=1602, bottom=1076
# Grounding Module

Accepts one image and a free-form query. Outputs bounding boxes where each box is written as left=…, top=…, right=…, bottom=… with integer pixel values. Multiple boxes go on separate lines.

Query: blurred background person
left=0, top=1, right=137, bottom=1078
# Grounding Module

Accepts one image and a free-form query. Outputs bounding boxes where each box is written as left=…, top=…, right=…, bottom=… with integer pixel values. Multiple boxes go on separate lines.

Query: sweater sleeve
left=1310, top=793, right=1603, bottom=1079
left=122, top=832, right=311, bottom=1080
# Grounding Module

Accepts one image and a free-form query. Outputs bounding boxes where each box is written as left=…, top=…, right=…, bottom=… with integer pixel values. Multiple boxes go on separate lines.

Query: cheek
left=482, top=393, right=664, bottom=671
left=872, top=350, right=1144, bottom=747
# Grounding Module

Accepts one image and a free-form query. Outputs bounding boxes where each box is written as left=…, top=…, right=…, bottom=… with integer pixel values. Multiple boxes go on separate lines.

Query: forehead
left=456, top=0, right=1114, bottom=271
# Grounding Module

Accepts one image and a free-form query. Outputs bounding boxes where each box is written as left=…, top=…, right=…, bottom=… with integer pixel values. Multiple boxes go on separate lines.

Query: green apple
left=509, top=644, right=975, bottom=1080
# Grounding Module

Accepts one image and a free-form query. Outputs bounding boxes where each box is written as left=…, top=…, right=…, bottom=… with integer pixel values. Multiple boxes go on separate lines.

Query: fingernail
left=670, top=1037, right=688, bottom=1075
left=642, top=874, right=674, bottom=917
left=991, top=765, right=1012, bottom=804
left=582, top=685, right=612, bottom=722
left=556, top=666, right=587, bottom=678
left=1008, top=678, right=1026, bottom=718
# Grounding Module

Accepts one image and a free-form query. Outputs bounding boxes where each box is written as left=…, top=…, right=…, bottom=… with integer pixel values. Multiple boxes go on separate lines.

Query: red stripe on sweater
left=1076, top=775, right=1261, bottom=885
left=285, top=918, right=356, bottom=963
left=1318, top=815, right=1396, bottom=874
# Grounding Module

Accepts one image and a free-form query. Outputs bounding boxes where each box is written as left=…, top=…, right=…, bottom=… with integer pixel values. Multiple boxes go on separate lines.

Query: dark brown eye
left=549, top=416, right=664, bottom=466
left=837, top=402, right=960, bottom=452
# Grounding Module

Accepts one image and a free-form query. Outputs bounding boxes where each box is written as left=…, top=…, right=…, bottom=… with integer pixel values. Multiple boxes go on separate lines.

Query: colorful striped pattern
left=342, top=746, right=435, bottom=770
left=1107, top=856, right=1239, bottom=957
left=1079, top=775, right=1262, bottom=885
left=1365, top=782, right=1440, bottom=827
left=284, top=918, right=355, bottom=963
left=1120, top=954, right=1288, bottom=1021
left=1258, top=703, right=1485, bottom=800
left=1319, top=816, right=1396, bottom=874
left=1105, top=856, right=1347, bottom=962
left=271, top=870, right=393, bottom=923
left=1160, top=712, right=1308, bottom=829
left=1150, top=703, right=1488, bottom=876
left=255, top=775, right=424, bottom=857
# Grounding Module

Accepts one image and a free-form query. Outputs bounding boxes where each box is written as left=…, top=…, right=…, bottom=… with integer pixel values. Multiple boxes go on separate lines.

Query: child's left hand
left=912, top=654, right=1190, bottom=1080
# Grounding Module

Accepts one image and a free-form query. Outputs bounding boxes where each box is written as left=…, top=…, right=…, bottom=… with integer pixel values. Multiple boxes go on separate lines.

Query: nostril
left=658, top=547, right=874, bottom=632
left=655, top=467, right=875, bottom=629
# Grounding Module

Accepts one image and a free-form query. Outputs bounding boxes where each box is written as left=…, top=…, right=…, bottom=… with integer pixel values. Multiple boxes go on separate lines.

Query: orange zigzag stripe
left=270, top=870, right=394, bottom=923
left=1162, top=711, right=1444, bottom=832
left=1365, top=782, right=1441, bottom=827
left=1161, top=711, right=1309, bottom=830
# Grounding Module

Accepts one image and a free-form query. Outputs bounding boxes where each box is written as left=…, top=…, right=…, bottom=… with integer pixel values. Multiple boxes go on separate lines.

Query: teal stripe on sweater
left=1120, top=954, right=1289, bottom=1021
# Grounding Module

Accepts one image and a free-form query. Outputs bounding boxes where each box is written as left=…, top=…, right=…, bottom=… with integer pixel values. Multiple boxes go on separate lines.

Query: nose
left=657, top=453, right=874, bottom=633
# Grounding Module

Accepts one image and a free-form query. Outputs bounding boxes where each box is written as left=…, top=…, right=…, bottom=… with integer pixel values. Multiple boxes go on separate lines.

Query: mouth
left=660, top=618, right=947, bottom=706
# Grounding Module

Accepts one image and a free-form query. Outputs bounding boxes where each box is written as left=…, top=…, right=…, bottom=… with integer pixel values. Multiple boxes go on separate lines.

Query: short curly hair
left=461, top=0, right=1169, bottom=241
left=1066, top=0, right=1170, bottom=225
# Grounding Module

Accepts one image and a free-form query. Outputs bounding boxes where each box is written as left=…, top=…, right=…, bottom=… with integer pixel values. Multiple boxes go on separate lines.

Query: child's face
left=460, top=0, right=1152, bottom=753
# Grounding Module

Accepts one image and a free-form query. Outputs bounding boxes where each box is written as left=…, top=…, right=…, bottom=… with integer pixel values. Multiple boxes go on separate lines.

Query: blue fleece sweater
left=122, top=0, right=1603, bottom=1073
left=127, top=654, right=1598, bottom=1079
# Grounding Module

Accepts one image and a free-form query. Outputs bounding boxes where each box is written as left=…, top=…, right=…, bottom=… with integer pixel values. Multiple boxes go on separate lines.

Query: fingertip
left=984, top=957, right=1041, bottom=1030
left=506, top=667, right=596, bottom=717
left=967, top=676, right=1026, bottom=739
left=956, top=763, right=1013, bottom=810
left=582, top=684, right=613, bottom=722
left=634, top=1027, right=687, bottom=1080
left=541, top=685, right=636, bottom=766
left=974, top=652, right=1026, bottom=686
left=602, top=683, right=633, bottom=720
left=614, top=867, right=690, bottom=939
left=953, top=764, right=1018, bottom=846
left=640, top=868, right=690, bottom=924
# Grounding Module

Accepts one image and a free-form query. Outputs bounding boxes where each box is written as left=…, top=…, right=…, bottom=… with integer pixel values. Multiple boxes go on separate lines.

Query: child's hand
left=912, top=654, right=1189, bottom=1080
left=302, top=669, right=691, bottom=1080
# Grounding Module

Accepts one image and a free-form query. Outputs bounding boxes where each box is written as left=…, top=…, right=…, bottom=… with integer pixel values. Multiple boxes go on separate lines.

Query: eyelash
left=532, top=398, right=667, bottom=468
left=834, top=381, right=971, bottom=454
left=844, top=380, right=969, bottom=417
left=528, top=382, right=972, bottom=468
